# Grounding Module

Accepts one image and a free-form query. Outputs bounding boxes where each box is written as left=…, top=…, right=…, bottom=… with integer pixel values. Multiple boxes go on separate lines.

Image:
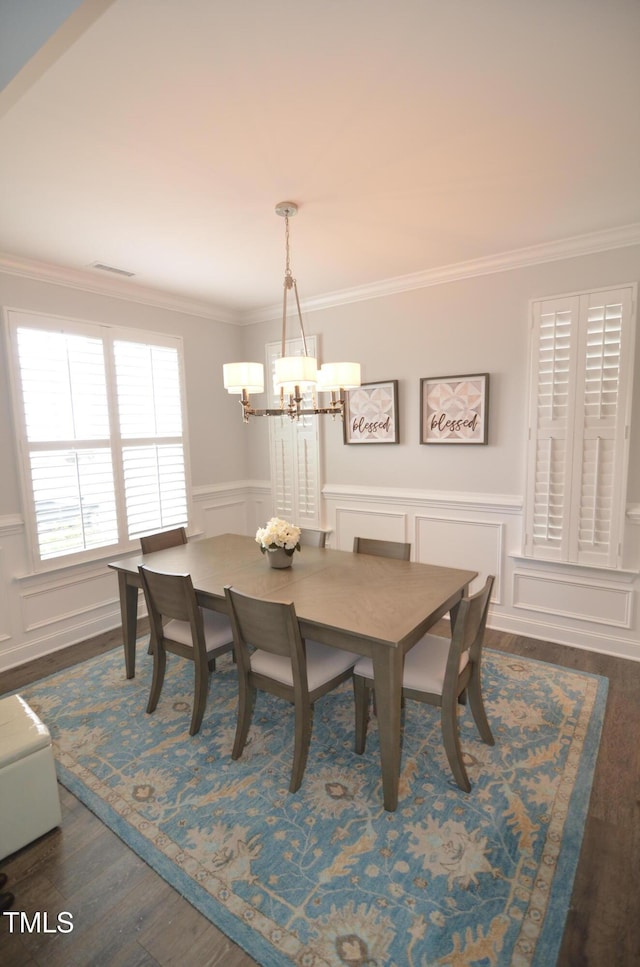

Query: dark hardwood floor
left=1, top=625, right=639, bottom=966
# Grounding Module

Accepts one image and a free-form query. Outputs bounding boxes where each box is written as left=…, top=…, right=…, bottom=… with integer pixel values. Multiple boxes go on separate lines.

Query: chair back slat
left=447, top=575, right=494, bottom=672
left=139, top=566, right=195, bottom=624
left=224, top=586, right=301, bottom=659
left=140, top=527, right=187, bottom=554
left=352, top=536, right=411, bottom=561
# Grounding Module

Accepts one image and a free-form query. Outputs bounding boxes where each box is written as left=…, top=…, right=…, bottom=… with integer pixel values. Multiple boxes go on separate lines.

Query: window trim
left=3, top=306, right=194, bottom=572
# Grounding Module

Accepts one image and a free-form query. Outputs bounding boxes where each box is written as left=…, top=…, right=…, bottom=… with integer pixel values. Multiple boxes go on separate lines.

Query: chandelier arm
left=239, top=390, right=345, bottom=422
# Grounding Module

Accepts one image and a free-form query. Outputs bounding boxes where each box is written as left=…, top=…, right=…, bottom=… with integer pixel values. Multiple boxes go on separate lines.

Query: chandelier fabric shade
left=274, top=355, right=318, bottom=391
left=223, top=361, right=265, bottom=394
left=222, top=202, right=361, bottom=423
left=318, top=362, right=361, bottom=392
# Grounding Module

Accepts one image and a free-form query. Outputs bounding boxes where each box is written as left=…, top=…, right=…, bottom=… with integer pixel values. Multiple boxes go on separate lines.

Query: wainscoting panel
left=415, top=515, right=503, bottom=602
left=199, top=499, right=247, bottom=538
left=1, top=485, right=639, bottom=670
left=192, top=481, right=271, bottom=541
left=334, top=507, right=409, bottom=552
left=0, top=542, right=12, bottom=644
left=322, top=483, right=640, bottom=663
left=19, top=567, right=118, bottom=633
left=513, top=570, right=633, bottom=628
left=0, top=483, right=265, bottom=673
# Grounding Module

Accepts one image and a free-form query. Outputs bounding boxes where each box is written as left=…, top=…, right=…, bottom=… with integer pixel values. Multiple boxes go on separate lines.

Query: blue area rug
left=19, top=640, right=607, bottom=967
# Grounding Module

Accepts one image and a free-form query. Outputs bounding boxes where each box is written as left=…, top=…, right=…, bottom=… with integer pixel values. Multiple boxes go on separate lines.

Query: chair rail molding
left=191, top=479, right=271, bottom=501
left=0, top=514, right=24, bottom=538
left=322, top=483, right=522, bottom=515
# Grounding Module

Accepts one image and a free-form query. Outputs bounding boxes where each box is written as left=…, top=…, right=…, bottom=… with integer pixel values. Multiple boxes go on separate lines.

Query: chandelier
left=222, top=202, right=361, bottom=422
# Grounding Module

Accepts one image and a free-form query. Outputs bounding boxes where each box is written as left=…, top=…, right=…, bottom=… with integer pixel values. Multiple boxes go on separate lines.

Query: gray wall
left=241, top=244, right=640, bottom=502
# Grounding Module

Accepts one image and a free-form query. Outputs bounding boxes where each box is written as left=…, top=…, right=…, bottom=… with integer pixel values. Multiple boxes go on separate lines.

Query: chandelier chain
left=284, top=214, right=294, bottom=288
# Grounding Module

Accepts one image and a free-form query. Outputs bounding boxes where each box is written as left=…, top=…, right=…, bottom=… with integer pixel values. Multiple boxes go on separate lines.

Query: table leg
left=449, top=597, right=462, bottom=634
left=372, top=645, right=403, bottom=812
left=118, top=572, right=139, bottom=679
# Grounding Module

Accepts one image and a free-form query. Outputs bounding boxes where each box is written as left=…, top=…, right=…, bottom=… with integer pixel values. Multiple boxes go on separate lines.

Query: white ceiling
left=1, top=0, right=639, bottom=322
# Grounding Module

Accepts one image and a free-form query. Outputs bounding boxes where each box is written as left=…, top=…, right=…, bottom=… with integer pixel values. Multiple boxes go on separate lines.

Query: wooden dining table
left=108, top=533, right=476, bottom=811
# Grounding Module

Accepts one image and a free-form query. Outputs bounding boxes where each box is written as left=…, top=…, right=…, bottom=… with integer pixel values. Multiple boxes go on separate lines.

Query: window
left=524, top=285, right=636, bottom=568
left=266, top=336, right=321, bottom=527
left=5, top=309, right=190, bottom=566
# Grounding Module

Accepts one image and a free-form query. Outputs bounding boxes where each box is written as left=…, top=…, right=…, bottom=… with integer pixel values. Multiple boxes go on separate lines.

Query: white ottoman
left=0, top=694, right=62, bottom=860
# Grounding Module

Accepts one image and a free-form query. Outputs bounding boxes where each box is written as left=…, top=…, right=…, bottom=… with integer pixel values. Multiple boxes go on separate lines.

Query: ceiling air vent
left=90, top=261, right=135, bottom=277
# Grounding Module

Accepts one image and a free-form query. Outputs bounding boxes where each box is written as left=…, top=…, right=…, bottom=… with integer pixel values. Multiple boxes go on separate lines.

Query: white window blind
left=6, top=310, right=190, bottom=566
left=525, top=286, right=635, bottom=568
left=266, top=337, right=321, bottom=528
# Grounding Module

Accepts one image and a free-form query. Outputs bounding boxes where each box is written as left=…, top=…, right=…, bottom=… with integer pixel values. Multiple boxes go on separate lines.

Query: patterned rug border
left=528, top=655, right=607, bottom=967
left=55, top=763, right=281, bottom=967
left=15, top=643, right=609, bottom=967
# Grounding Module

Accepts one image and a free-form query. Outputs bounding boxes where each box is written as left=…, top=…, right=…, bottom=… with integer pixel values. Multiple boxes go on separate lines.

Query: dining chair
left=139, top=566, right=234, bottom=735
left=352, top=536, right=411, bottom=561
left=298, top=528, right=327, bottom=548
left=140, top=526, right=188, bottom=554
left=353, top=574, right=495, bottom=792
left=224, top=585, right=359, bottom=793
left=140, top=527, right=189, bottom=654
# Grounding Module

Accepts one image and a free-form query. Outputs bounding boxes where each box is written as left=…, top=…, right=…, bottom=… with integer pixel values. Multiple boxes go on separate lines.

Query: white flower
left=255, top=517, right=301, bottom=554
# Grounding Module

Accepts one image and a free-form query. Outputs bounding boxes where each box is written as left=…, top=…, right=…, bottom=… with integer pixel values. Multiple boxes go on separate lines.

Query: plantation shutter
left=525, top=286, right=635, bottom=568
left=14, top=324, right=119, bottom=560
left=266, top=336, right=321, bottom=528
left=525, top=298, right=578, bottom=560
left=571, top=289, right=632, bottom=566
left=113, top=339, right=189, bottom=539
left=7, top=310, right=190, bottom=566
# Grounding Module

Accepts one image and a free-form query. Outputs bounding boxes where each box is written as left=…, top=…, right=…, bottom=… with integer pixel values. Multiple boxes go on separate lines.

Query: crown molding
left=2, top=221, right=639, bottom=328
left=241, top=221, right=640, bottom=325
left=0, top=252, right=237, bottom=324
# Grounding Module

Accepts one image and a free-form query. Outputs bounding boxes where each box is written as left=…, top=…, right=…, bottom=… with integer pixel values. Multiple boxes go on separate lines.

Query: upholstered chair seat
left=250, top=640, right=360, bottom=691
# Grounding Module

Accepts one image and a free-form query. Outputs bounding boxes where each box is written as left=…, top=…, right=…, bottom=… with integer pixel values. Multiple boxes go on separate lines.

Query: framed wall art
left=343, top=380, right=399, bottom=444
left=420, top=373, right=489, bottom=445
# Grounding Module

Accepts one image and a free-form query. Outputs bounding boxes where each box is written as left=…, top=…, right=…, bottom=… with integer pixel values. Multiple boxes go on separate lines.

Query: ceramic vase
left=266, top=547, right=293, bottom=569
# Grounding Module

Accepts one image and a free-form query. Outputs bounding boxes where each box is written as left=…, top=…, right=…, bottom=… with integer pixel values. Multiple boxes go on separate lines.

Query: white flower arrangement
left=255, top=517, right=301, bottom=556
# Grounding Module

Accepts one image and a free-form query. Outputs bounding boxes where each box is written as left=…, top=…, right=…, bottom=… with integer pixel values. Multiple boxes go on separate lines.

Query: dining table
left=108, top=532, right=476, bottom=811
